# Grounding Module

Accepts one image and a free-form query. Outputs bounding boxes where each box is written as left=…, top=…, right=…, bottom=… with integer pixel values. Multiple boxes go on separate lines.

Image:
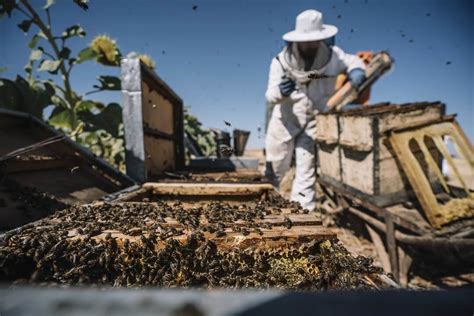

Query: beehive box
left=315, top=102, right=445, bottom=206
left=0, top=109, right=135, bottom=230
left=121, top=59, right=185, bottom=183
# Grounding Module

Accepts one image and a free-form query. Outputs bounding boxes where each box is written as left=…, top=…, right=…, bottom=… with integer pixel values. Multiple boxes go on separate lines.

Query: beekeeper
left=265, top=9, right=366, bottom=210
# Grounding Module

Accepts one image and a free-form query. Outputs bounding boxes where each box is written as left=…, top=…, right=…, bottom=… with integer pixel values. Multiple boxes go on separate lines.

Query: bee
left=215, top=230, right=226, bottom=238
left=73, top=0, right=89, bottom=11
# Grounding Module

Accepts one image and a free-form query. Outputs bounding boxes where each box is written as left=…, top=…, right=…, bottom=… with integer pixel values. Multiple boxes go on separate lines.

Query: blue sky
left=1, top=0, right=472, bottom=148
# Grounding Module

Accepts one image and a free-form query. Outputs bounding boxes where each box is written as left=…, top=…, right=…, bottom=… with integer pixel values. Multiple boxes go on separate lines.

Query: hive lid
left=0, top=109, right=135, bottom=229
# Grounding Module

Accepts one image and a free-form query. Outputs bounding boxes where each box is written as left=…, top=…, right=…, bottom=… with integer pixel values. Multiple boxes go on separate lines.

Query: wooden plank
left=384, top=212, right=399, bottom=283
left=340, top=148, right=374, bottom=195
left=5, top=157, right=74, bottom=173
left=142, top=81, right=175, bottom=135
left=317, top=143, right=341, bottom=182
left=384, top=204, right=432, bottom=233
left=142, top=182, right=273, bottom=196
left=377, top=105, right=443, bottom=133
left=315, top=114, right=338, bottom=144
left=366, top=224, right=391, bottom=274
left=212, top=226, right=335, bottom=250
left=73, top=225, right=335, bottom=251
left=146, top=214, right=321, bottom=228
left=144, top=137, right=176, bottom=176
left=397, top=245, right=413, bottom=287
left=318, top=177, right=431, bottom=235
left=339, top=115, right=374, bottom=151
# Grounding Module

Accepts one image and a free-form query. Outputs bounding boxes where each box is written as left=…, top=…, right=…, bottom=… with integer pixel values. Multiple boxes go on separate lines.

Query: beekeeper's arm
left=265, top=58, right=304, bottom=105
left=332, top=46, right=367, bottom=87
left=265, top=58, right=286, bottom=104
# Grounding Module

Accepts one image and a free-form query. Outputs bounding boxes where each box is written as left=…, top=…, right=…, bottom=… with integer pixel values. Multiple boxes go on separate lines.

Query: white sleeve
left=332, top=46, right=366, bottom=74
left=265, top=57, right=285, bottom=104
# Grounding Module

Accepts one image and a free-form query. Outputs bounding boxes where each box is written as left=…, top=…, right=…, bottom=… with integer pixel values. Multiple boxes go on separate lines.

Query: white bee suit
left=265, top=44, right=365, bottom=210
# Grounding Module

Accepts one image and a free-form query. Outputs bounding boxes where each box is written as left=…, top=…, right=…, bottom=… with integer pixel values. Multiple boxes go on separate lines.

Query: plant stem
left=19, top=0, right=76, bottom=118
left=42, top=50, right=56, bottom=59
left=84, top=89, right=102, bottom=96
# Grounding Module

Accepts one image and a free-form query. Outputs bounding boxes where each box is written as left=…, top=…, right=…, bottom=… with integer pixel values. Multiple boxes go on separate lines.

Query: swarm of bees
left=0, top=179, right=68, bottom=230
left=0, top=194, right=382, bottom=289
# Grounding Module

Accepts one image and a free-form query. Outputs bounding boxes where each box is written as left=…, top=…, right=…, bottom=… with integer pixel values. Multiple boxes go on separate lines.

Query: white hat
left=283, top=10, right=338, bottom=42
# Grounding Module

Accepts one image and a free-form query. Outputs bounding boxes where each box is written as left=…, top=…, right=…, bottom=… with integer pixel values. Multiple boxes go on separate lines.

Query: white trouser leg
left=265, top=135, right=295, bottom=189
left=290, top=130, right=316, bottom=211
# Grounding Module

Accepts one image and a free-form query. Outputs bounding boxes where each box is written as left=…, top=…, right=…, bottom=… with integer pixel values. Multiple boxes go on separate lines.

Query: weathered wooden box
left=315, top=102, right=445, bottom=206
left=121, top=59, right=185, bottom=183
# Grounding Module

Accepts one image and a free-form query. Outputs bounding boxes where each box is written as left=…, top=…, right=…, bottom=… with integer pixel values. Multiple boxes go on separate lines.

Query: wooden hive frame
left=389, top=116, right=474, bottom=228
left=101, top=182, right=335, bottom=250
left=65, top=202, right=334, bottom=251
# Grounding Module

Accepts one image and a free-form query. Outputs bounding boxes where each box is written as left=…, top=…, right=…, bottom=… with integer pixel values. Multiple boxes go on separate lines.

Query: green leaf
left=49, top=108, right=76, bottom=130
left=0, top=66, right=7, bottom=74
left=93, top=75, right=121, bottom=91
left=24, top=61, right=32, bottom=74
left=42, top=80, right=56, bottom=96
left=28, top=34, right=41, bottom=48
left=59, top=47, right=71, bottom=59
left=75, top=100, right=101, bottom=111
left=44, top=0, right=55, bottom=9
left=0, top=0, right=16, bottom=17
left=0, top=78, right=21, bottom=109
left=38, top=59, right=62, bottom=74
left=77, top=103, right=122, bottom=137
left=76, top=47, right=99, bottom=64
left=43, top=79, right=66, bottom=95
left=61, top=25, right=86, bottom=40
left=29, top=49, right=43, bottom=61
left=0, top=75, right=54, bottom=118
left=17, top=19, right=32, bottom=33
left=51, top=94, right=68, bottom=108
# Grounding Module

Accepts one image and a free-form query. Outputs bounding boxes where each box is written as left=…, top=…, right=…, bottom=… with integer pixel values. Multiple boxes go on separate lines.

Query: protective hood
left=279, top=42, right=333, bottom=84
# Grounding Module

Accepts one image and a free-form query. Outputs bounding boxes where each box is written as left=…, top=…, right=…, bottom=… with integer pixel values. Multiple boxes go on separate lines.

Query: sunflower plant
left=0, top=0, right=156, bottom=170
left=0, top=0, right=214, bottom=170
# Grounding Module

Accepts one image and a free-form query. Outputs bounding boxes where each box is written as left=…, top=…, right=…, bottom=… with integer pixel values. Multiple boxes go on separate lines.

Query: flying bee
left=73, top=0, right=89, bottom=11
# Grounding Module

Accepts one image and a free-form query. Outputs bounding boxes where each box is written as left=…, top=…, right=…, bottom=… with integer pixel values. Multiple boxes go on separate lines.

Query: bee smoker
left=212, top=129, right=231, bottom=158
left=233, top=129, right=250, bottom=156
